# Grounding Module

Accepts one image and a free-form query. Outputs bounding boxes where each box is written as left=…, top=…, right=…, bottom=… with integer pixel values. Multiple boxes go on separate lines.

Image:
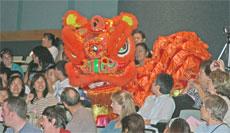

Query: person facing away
left=121, top=113, right=145, bottom=133
left=60, top=87, right=96, bottom=133
left=40, top=105, right=70, bottom=133
left=138, top=73, right=175, bottom=126
left=2, top=97, right=41, bottom=133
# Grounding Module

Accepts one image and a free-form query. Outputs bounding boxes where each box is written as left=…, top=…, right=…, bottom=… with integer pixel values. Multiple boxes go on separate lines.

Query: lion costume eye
left=118, top=40, right=130, bottom=57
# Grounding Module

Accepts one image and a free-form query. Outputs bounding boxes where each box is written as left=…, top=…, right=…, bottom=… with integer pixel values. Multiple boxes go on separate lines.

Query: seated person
left=0, top=48, right=24, bottom=76
left=2, top=97, right=42, bottom=133
left=121, top=113, right=145, bottom=133
left=60, top=87, right=96, bottom=133
left=138, top=73, right=175, bottom=129
left=40, top=105, right=70, bottom=133
left=101, top=90, right=136, bottom=133
left=195, top=95, right=230, bottom=133
left=164, top=118, right=191, bottom=133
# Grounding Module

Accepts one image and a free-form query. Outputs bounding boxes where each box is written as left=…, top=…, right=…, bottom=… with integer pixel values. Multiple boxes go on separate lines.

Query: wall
left=0, top=0, right=118, bottom=56
left=118, top=0, right=230, bottom=59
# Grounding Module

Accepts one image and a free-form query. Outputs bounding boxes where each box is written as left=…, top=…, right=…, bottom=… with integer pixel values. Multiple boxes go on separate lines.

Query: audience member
left=25, top=46, right=54, bottom=84
left=101, top=90, right=136, bottom=133
left=42, top=33, right=59, bottom=61
left=54, top=60, right=72, bottom=101
left=195, top=95, right=230, bottom=133
left=209, top=71, right=230, bottom=126
left=135, top=42, right=151, bottom=66
left=44, top=64, right=57, bottom=94
left=121, top=113, right=145, bottom=133
left=8, top=75, right=26, bottom=98
left=2, top=97, right=41, bottom=133
left=27, top=73, right=57, bottom=126
left=132, top=29, right=146, bottom=44
left=61, top=87, right=96, bottom=133
left=40, top=105, right=70, bottom=133
left=138, top=73, right=175, bottom=131
left=164, top=118, right=191, bottom=133
left=0, top=48, right=24, bottom=76
left=0, top=67, right=11, bottom=88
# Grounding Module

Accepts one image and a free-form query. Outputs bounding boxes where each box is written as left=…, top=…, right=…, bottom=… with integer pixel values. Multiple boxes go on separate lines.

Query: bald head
left=60, top=87, right=80, bottom=106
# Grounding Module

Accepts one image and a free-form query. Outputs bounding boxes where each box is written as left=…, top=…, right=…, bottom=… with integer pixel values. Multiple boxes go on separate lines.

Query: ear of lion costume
left=62, top=10, right=211, bottom=107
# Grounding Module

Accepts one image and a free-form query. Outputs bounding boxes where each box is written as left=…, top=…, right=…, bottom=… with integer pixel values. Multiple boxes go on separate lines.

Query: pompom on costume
left=61, top=10, right=211, bottom=108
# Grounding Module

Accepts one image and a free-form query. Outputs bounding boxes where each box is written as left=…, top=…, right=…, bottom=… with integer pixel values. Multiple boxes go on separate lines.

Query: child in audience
left=121, top=113, right=145, bottom=133
left=138, top=73, right=175, bottom=127
left=164, top=118, right=191, bottom=133
left=101, top=90, right=136, bottom=133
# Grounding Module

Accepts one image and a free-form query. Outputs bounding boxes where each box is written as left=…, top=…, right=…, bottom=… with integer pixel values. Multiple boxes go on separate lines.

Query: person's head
left=111, top=90, right=136, bottom=120
left=198, top=60, right=212, bottom=84
left=60, top=87, right=80, bottom=108
left=40, top=105, right=67, bottom=131
left=214, top=79, right=230, bottom=99
left=8, top=75, right=25, bottom=97
left=45, top=64, right=57, bottom=83
left=121, top=113, right=145, bottom=133
left=135, top=43, right=148, bottom=65
left=201, top=95, right=228, bottom=122
left=165, top=118, right=191, bottom=133
left=208, top=69, right=230, bottom=95
left=0, top=48, right=13, bottom=68
left=42, top=33, right=57, bottom=48
left=0, top=67, right=11, bottom=88
left=55, top=60, right=68, bottom=79
left=132, top=29, right=146, bottom=44
left=30, top=73, right=48, bottom=101
left=2, top=97, right=27, bottom=127
left=31, top=46, right=54, bottom=70
left=151, top=73, right=173, bottom=95
left=0, top=88, right=8, bottom=105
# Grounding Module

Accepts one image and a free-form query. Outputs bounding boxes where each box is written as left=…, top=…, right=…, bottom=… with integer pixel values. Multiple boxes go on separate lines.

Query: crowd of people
left=0, top=31, right=230, bottom=133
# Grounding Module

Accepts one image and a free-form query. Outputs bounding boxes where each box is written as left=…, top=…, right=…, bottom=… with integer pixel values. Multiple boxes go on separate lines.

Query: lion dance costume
left=62, top=10, right=211, bottom=123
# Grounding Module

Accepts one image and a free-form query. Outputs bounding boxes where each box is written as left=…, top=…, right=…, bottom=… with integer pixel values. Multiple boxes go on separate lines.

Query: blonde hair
left=111, top=90, right=136, bottom=120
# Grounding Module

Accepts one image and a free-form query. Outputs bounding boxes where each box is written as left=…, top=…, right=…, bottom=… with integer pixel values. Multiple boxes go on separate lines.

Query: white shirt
left=54, top=78, right=72, bottom=102
left=138, top=94, right=175, bottom=125
left=48, top=46, right=58, bottom=61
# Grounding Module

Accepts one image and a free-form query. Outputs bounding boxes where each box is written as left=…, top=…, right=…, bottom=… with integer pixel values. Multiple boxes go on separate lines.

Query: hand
left=210, top=59, right=225, bottom=71
left=26, top=93, right=34, bottom=103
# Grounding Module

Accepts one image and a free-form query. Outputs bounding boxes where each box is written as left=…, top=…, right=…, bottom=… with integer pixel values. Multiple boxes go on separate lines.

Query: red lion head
left=62, top=10, right=138, bottom=93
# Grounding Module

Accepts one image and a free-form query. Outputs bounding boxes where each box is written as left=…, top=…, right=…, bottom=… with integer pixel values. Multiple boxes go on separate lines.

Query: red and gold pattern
left=62, top=10, right=211, bottom=107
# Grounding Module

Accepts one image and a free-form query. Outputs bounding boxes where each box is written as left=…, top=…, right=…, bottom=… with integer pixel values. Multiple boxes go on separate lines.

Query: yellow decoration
left=173, top=90, right=181, bottom=97
left=122, top=16, right=133, bottom=26
left=66, top=14, right=81, bottom=28
left=92, top=104, right=109, bottom=120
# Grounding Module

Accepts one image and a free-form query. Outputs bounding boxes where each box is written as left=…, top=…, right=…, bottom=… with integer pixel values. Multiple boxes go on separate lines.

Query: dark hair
left=55, top=60, right=67, bottom=77
left=43, top=33, right=60, bottom=47
left=42, top=105, right=67, bottom=128
left=30, top=73, right=48, bottom=103
left=155, top=73, right=174, bottom=94
left=121, top=113, right=145, bottom=133
left=132, top=29, right=146, bottom=40
left=0, top=66, right=11, bottom=80
left=135, top=42, right=152, bottom=59
left=8, top=75, right=26, bottom=98
left=200, top=60, right=212, bottom=76
left=168, top=118, right=191, bottom=133
left=32, top=46, right=54, bottom=71
left=5, top=97, right=27, bottom=119
left=0, top=48, right=13, bottom=58
left=61, top=87, right=80, bottom=106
